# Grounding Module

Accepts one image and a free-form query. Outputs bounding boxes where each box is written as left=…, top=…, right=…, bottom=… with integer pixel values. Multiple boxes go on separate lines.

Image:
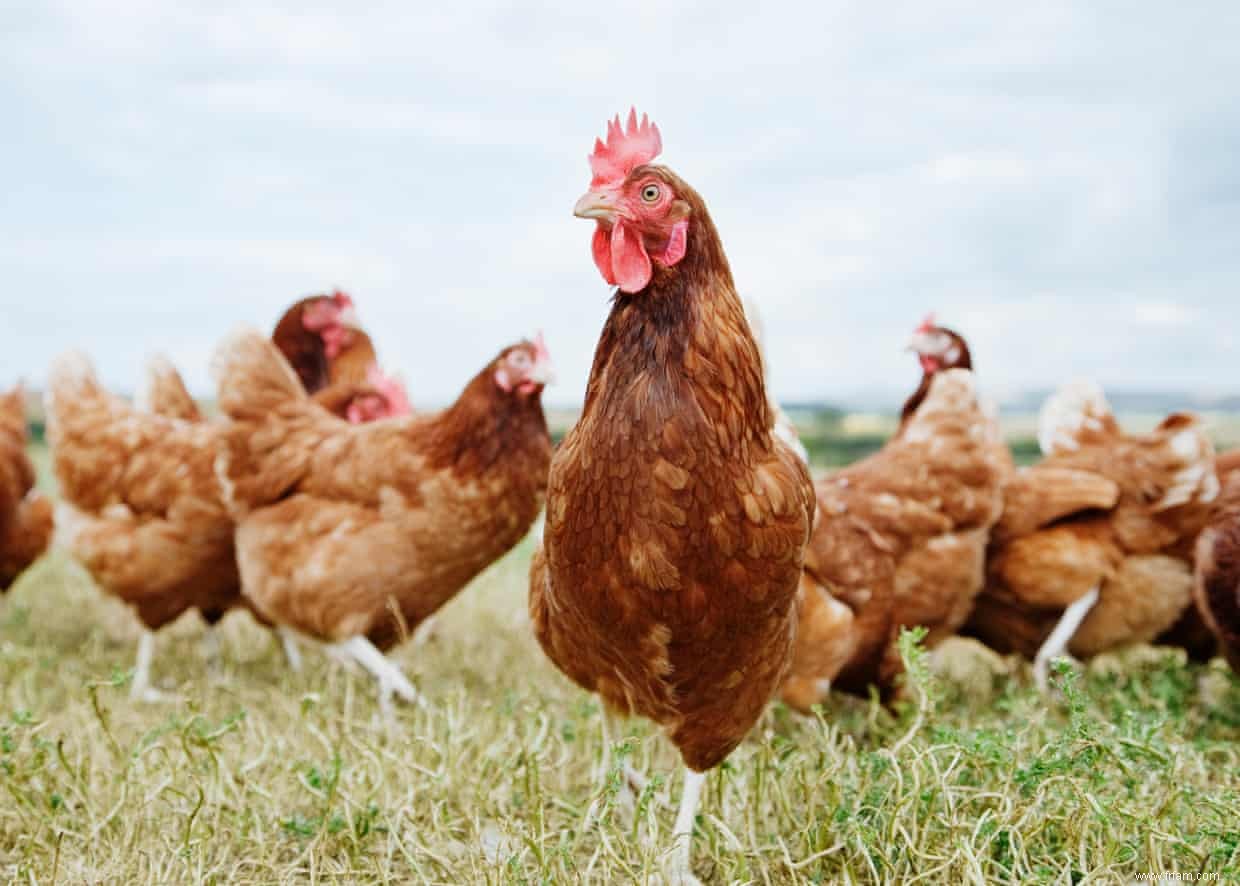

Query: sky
left=2, top=1, right=1238, bottom=408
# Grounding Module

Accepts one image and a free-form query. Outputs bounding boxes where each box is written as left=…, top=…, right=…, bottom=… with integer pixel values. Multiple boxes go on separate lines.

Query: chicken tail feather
left=138, top=354, right=202, bottom=421
left=212, top=327, right=307, bottom=423
left=212, top=327, right=319, bottom=514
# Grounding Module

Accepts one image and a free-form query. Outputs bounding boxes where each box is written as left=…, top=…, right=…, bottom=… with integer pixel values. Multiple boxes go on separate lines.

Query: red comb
left=331, top=290, right=354, bottom=309
left=589, top=108, right=662, bottom=187
left=915, top=312, right=937, bottom=333
left=532, top=330, right=551, bottom=363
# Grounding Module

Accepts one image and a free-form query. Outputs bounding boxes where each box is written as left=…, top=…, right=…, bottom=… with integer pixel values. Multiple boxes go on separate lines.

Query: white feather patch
left=1037, top=379, right=1112, bottom=456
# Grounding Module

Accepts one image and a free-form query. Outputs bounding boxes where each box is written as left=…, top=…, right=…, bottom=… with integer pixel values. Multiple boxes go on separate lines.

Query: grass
left=4, top=445, right=1240, bottom=883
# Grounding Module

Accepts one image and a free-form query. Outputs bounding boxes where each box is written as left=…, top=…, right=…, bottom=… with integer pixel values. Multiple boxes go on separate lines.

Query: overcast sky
left=3, top=1, right=1237, bottom=407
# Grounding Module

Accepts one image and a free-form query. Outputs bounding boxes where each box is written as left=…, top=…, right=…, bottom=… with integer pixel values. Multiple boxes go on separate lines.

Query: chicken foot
left=1033, top=586, right=1100, bottom=692
left=331, top=636, right=423, bottom=712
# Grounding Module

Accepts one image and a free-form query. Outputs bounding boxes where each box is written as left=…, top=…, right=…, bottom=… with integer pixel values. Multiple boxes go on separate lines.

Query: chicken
left=966, top=380, right=1219, bottom=690
left=528, top=110, right=814, bottom=884
left=0, top=386, right=53, bottom=591
left=901, top=314, right=978, bottom=429
left=1185, top=447, right=1240, bottom=668
left=213, top=329, right=553, bottom=708
left=1194, top=471, right=1240, bottom=672
left=135, top=354, right=309, bottom=668
left=46, top=354, right=243, bottom=700
left=780, top=365, right=1006, bottom=711
left=271, top=291, right=412, bottom=423
left=1216, top=448, right=1240, bottom=481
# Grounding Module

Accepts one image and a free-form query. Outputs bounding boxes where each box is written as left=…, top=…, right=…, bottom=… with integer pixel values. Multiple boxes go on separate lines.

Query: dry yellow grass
left=5, top=439, right=1240, bottom=883
left=3, top=540, right=1240, bottom=884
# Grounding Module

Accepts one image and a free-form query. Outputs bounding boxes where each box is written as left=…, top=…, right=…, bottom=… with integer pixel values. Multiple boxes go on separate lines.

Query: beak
left=573, top=188, right=620, bottom=222
left=905, top=330, right=933, bottom=354
left=528, top=357, right=557, bottom=386
left=336, top=305, right=362, bottom=331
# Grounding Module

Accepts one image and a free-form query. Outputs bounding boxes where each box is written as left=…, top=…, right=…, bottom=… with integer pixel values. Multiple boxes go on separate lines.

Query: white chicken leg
left=131, top=629, right=170, bottom=702
left=1033, top=586, right=1100, bottom=692
left=277, top=626, right=303, bottom=672
left=664, top=766, right=706, bottom=885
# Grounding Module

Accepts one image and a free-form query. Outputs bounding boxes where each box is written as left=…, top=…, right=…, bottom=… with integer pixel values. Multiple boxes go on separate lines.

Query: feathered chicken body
left=781, top=366, right=1005, bottom=709
left=46, top=354, right=242, bottom=699
left=529, top=110, right=814, bottom=883
left=1214, top=448, right=1240, bottom=484
left=967, top=381, right=1218, bottom=685
left=0, top=386, right=52, bottom=590
left=1194, top=472, right=1240, bottom=672
left=214, top=330, right=552, bottom=679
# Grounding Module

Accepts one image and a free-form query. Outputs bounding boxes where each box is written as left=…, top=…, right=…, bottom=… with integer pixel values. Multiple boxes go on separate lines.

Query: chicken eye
left=640, top=184, right=660, bottom=203
left=512, top=352, right=531, bottom=368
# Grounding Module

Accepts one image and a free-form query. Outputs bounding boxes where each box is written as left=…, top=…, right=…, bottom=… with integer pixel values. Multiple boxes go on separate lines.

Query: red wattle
left=660, top=219, right=688, bottom=267
left=610, top=221, right=652, bottom=293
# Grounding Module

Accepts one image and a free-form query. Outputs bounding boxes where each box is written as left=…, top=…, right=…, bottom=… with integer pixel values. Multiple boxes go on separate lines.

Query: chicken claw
left=332, top=636, right=424, bottom=711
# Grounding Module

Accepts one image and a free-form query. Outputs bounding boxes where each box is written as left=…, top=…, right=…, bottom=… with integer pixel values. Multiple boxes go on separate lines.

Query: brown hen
left=214, top=329, right=552, bottom=707
left=529, top=110, right=814, bottom=884
left=46, top=354, right=241, bottom=700
left=1194, top=472, right=1240, bottom=672
left=0, top=386, right=52, bottom=591
left=966, top=380, right=1219, bottom=689
left=781, top=367, right=1006, bottom=710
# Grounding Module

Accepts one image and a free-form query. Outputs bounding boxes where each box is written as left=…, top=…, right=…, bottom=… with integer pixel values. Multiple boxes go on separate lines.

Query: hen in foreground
left=529, top=111, right=814, bottom=884
left=967, top=381, right=1218, bottom=689
left=780, top=321, right=1004, bottom=710
left=0, top=386, right=53, bottom=591
left=215, top=330, right=553, bottom=708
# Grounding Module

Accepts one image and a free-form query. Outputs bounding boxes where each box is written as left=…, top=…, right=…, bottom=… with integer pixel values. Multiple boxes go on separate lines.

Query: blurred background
left=4, top=1, right=1239, bottom=462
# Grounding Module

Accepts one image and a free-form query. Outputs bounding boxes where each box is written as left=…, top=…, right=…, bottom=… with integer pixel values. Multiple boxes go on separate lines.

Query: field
left=4, top=437, right=1240, bottom=884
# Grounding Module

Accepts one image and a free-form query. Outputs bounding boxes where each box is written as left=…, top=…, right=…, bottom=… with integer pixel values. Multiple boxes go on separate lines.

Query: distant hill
left=786, top=388, right=1240, bottom=418
left=996, top=388, right=1240, bottom=416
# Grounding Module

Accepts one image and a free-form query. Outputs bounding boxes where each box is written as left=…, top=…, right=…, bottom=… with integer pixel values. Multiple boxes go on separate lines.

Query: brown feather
left=1193, top=474, right=1240, bottom=671
left=46, top=356, right=240, bottom=628
left=0, top=386, right=52, bottom=590
left=782, top=369, right=1006, bottom=707
left=967, top=394, right=1218, bottom=660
